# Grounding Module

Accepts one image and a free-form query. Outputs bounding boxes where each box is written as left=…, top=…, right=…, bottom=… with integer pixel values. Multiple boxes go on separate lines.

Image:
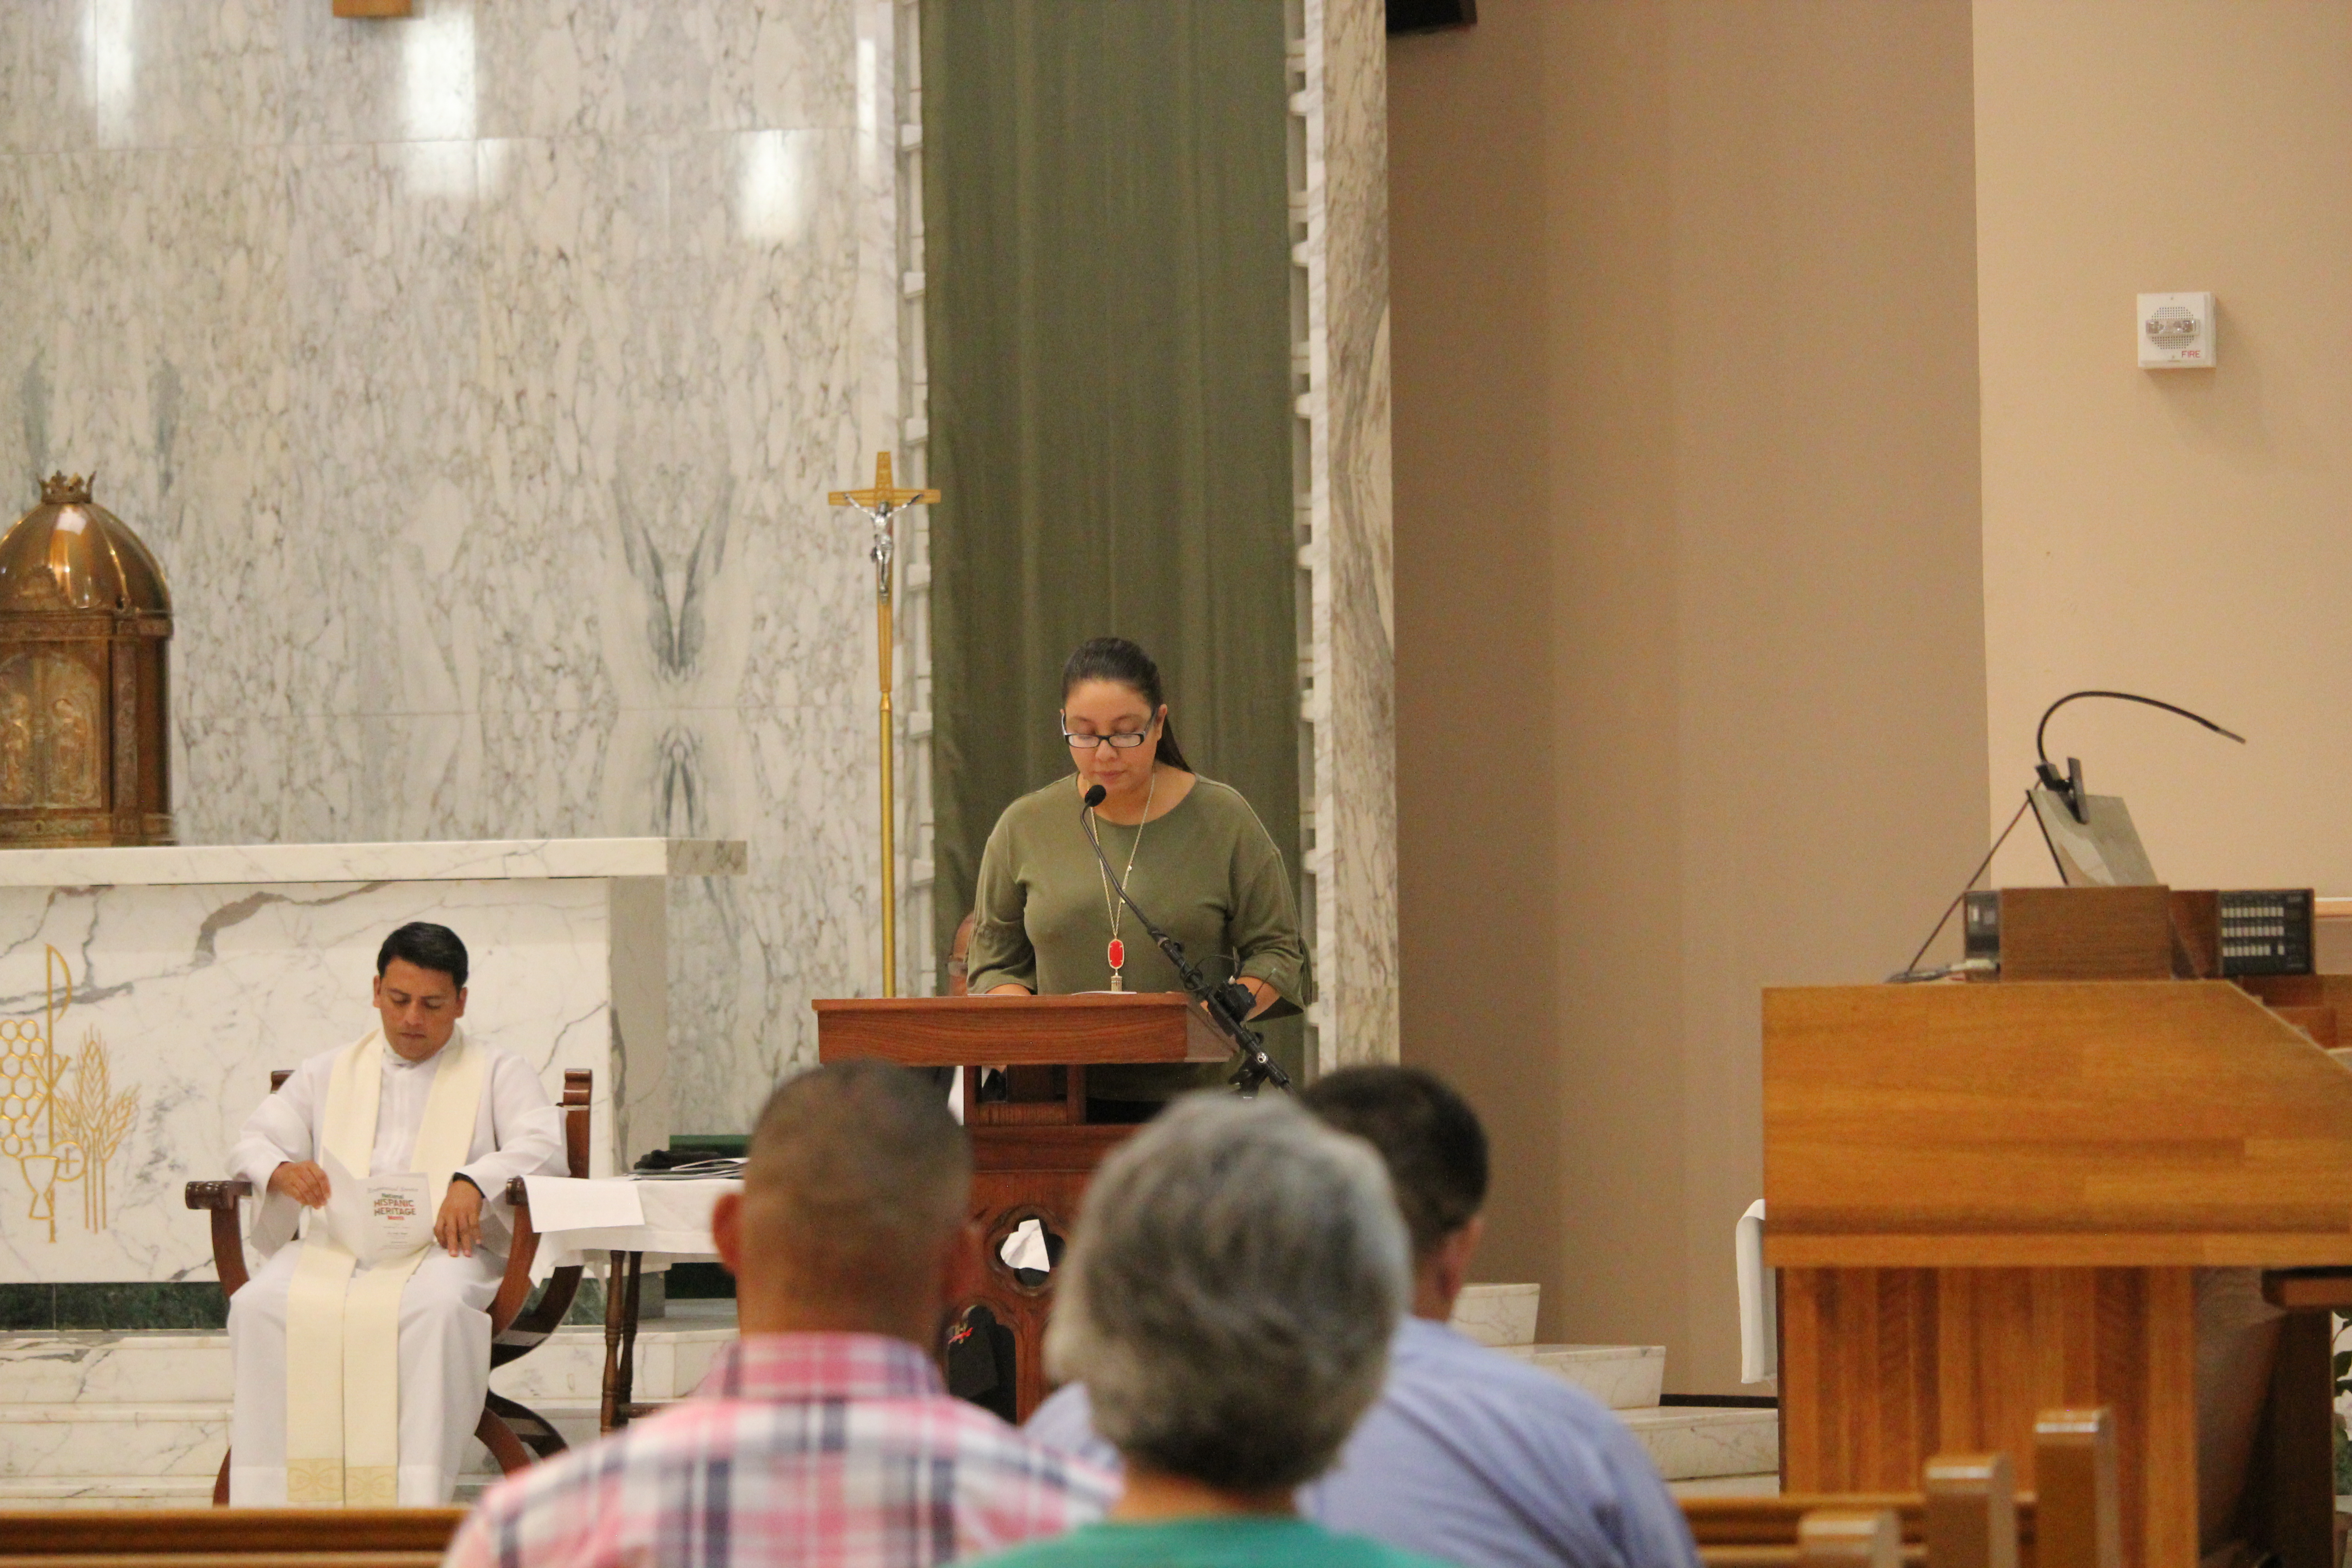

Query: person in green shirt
left=960, top=1094, right=1453, bottom=1568
left=965, top=637, right=1310, bottom=1115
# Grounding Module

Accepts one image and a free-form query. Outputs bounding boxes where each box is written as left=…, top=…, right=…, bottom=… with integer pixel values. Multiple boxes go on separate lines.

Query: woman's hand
left=986, top=983, right=1034, bottom=996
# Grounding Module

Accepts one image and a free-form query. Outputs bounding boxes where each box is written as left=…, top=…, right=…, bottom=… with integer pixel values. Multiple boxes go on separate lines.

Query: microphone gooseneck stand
left=2031, top=688, right=2244, bottom=823
left=1080, top=785, right=1291, bottom=1096
left=1887, top=687, right=2249, bottom=982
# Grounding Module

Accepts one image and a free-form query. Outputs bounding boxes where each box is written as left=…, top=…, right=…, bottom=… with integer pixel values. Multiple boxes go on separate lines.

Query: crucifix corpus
left=828, top=452, right=939, bottom=998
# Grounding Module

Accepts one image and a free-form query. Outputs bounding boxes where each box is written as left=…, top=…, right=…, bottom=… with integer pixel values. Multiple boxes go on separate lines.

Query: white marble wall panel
left=0, top=1, right=912, bottom=1134
left=0, top=875, right=661, bottom=1283
left=1298, top=0, right=1398, bottom=1069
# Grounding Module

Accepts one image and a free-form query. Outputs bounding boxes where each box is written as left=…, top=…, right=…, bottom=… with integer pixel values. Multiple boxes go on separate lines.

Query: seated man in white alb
left=225, top=922, right=564, bottom=1506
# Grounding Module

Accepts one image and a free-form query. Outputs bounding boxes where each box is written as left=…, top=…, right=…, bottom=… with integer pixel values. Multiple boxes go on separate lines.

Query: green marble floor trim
left=6, top=1263, right=729, bottom=1332
left=9, top=1279, right=626, bottom=1330
left=2, top=1282, right=229, bottom=1330
left=668, top=1262, right=735, bottom=1299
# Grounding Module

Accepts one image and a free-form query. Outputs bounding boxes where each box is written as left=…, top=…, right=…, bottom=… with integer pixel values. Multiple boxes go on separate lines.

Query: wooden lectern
left=814, top=993, right=1225, bottom=1417
left=1765, top=980, right=2352, bottom=1568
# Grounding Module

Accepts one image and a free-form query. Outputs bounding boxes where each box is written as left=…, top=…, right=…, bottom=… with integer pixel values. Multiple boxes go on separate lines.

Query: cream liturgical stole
left=283, top=1028, right=487, bottom=1506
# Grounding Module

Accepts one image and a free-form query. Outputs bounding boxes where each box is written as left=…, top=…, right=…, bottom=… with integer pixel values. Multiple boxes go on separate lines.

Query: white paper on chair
left=524, top=1175, right=646, bottom=1236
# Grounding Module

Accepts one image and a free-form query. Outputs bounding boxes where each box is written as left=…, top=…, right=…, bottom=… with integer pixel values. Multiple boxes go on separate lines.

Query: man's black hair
left=1300, top=1065, right=1488, bottom=1258
left=376, top=922, right=470, bottom=990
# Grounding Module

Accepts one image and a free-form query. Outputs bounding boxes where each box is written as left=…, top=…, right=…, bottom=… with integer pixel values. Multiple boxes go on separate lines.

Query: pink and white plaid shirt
left=443, top=1333, right=1114, bottom=1568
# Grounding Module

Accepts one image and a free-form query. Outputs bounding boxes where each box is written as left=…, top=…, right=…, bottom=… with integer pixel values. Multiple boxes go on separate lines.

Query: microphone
left=1077, top=786, right=1289, bottom=1095
left=2032, top=689, right=2243, bottom=823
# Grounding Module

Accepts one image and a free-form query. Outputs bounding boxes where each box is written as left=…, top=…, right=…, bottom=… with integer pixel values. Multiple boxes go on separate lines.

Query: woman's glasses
left=1063, top=729, right=1150, bottom=750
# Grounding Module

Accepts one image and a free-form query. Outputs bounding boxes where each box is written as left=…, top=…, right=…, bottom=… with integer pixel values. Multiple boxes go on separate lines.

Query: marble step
left=0, top=1333, right=232, bottom=1404
left=493, top=1324, right=734, bottom=1403
left=0, top=1402, right=228, bottom=1479
left=1614, top=1406, right=1779, bottom=1483
left=0, top=1397, right=633, bottom=1479
left=0, top=1322, right=732, bottom=1407
left=1493, top=1343, right=1664, bottom=1410
left=3, top=1406, right=1773, bottom=1494
left=0, top=1475, right=220, bottom=1508
left=0, top=1475, right=500, bottom=1509
left=1668, top=1473, right=1781, bottom=1498
left=1446, top=1283, right=1539, bottom=1348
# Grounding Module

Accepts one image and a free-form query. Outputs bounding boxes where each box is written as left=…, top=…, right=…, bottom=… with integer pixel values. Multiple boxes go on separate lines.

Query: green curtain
left=923, top=0, right=1302, bottom=1077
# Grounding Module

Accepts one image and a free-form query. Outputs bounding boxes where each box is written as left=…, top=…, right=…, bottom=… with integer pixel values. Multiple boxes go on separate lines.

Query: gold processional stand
left=828, top=453, right=938, bottom=998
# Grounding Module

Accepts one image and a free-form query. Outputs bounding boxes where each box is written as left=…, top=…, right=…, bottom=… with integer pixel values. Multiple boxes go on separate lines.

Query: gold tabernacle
left=828, top=453, right=940, bottom=997
left=0, top=473, right=172, bottom=847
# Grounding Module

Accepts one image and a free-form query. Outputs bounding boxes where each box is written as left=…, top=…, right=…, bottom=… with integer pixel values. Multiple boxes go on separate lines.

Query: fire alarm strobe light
left=2138, top=292, right=2215, bottom=370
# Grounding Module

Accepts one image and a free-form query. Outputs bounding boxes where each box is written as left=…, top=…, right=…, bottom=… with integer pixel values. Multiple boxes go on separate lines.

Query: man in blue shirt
left=1025, top=1067, right=1700, bottom=1568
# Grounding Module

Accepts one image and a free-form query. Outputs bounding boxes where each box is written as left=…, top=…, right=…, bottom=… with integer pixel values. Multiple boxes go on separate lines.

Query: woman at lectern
left=966, top=637, right=1308, bottom=1120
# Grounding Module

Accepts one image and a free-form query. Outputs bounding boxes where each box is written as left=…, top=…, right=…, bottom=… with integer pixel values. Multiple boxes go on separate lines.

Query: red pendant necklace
left=1093, top=768, right=1158, bottom=991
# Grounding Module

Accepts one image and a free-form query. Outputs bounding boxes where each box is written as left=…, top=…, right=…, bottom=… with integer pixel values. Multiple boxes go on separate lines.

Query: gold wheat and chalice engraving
left=0, top=946, right=138, bottom=1240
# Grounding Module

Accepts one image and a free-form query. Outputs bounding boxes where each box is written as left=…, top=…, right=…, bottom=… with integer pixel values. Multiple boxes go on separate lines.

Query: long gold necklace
left=1093, top=767, right=1158, bottom=992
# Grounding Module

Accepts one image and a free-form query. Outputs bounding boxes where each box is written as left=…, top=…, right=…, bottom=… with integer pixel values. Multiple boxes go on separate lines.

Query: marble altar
left=0, top=836, right=743, bottom=1285
left=0, top=1, right=936, bottom=1138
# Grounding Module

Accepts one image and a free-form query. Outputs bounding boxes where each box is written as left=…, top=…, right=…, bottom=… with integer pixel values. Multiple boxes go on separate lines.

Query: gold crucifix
left=827, top=451, right=940, bottom=517
left=828, top=453, right=940, bottom=999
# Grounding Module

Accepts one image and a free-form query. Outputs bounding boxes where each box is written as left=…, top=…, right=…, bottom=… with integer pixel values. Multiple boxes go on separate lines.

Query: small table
left=528, top=1176, right=740, bottom=1432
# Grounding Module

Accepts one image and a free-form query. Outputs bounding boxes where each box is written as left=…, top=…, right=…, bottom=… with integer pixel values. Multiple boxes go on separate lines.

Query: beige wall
left=1976, top=4, right=2352, bottom=895
left=1389, top=3, right=1988, bottom=1391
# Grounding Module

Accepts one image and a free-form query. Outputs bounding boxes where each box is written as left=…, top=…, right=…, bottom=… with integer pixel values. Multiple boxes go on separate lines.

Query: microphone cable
left=1887, top=793, right=2033, bottom=983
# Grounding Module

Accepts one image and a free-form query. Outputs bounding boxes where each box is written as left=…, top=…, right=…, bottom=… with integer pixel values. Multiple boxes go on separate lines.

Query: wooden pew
left=0, top=1508, right=464, bottom=1568
left=1683, top=1409, right=2121, bottom=1568
left=0, top=1411, right=2122, bottom=1568
left=1683, top=1496, right=1928, bottom=1567
left=1925, top=1454, right=2019, bottom=1568
left=2033, top=1411, right=2120, bottom=1568
left=1801, top=1509, right=1904, bottom=1568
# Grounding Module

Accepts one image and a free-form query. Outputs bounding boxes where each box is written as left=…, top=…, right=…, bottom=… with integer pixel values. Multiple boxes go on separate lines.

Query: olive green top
left=965, top=772, right=1310, bottom=1101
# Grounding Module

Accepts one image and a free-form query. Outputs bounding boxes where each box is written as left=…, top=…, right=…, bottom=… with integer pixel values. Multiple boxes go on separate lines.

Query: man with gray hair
left=1029, top=1067, right=1698, bottom=1568
left=443, top=1061, right=1113, bottom=1568
left=967, top=1095, right=1450, bottom=1568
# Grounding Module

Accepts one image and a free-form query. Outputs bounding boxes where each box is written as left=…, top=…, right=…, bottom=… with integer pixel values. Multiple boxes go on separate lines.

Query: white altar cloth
left=0, top=837, right=744, bottom=1284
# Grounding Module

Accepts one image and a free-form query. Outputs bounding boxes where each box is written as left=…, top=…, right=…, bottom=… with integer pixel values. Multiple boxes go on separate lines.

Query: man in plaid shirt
left=443, top=1062, right=1113, bottom=1568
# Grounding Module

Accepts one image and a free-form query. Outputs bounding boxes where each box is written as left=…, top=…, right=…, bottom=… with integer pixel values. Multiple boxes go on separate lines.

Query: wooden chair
left=182, top=1068, right=593, bottom=1505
